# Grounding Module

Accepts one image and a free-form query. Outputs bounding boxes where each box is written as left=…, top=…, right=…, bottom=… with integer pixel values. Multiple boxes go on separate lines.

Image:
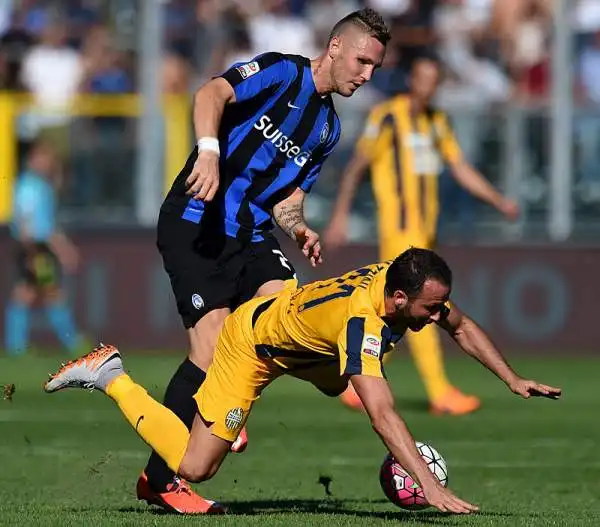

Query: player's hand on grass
left=295, top=226, right=322, bottom=267
left=422, top=482, right=479, bottom=514
left=499, top=198, right=520, bottom=221
left=186, top=150, right=220, bottom=201
left=509, top=378, right=562, bottom=400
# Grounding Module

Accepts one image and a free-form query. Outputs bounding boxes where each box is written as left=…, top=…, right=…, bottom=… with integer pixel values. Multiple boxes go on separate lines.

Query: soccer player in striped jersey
left=139, top=8, right=389, bottom=513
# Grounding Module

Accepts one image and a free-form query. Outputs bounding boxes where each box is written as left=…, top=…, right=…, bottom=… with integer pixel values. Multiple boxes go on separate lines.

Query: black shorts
left=157, top=211, right=296, bottom=329
left=14, top=242, right=61, bottom=287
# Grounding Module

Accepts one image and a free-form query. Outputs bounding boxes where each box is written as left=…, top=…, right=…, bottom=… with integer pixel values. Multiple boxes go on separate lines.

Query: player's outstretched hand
left=422, top=483, right=479, bottom=514
left=509, top=378, right=562, bottom=400
left=295, top=226, right=323, bottom=267
left=186, top=150, right=220, bottom=201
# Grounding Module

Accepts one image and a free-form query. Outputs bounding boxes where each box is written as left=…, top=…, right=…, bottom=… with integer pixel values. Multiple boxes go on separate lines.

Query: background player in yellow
left=45, top=248, right=561, bottom=515
left=324, top=56, right=520, bottom=416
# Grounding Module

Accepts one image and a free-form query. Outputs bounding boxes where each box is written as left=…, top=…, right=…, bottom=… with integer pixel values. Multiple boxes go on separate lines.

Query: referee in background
left=5, top=139, right=82, bottom=356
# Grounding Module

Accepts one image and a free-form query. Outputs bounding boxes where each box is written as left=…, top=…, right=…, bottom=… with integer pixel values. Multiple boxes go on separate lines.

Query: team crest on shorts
left=225, top=407, right=245, bottom=431
left=320, top=122, right=329, bottom=144
left=191, top=293, right=204, bottom=310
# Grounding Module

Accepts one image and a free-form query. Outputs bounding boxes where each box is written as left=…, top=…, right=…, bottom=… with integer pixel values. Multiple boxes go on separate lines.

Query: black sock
left=144, top=358, right=206, bottom=492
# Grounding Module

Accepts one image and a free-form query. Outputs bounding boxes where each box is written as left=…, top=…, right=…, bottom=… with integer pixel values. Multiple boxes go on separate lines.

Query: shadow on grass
left=226, top=499, right=517, bottom=523
left=115, top=498, right=518, bottom=524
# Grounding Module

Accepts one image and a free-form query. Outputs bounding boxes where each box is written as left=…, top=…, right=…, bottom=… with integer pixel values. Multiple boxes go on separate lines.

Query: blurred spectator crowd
left=1, top=0, right=600, bottom=236
left=6, top=0, right=599, bottom=104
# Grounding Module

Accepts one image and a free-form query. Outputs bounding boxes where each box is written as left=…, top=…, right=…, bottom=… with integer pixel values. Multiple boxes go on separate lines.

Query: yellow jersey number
left=298, top=266, right=378, bottom=313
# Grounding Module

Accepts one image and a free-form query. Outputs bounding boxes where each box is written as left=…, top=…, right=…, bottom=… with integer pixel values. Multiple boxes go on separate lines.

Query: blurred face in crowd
left=43, top=22, right=68, bottom=48
left=264, top=0, right=289, bottom=15
left=83, top=25, right=111, bottom=57
left=29, top=143, right=57, bottom=178
left=410, top=58, right=441, bottom=103
left=328, top=26, right=386, bottom=97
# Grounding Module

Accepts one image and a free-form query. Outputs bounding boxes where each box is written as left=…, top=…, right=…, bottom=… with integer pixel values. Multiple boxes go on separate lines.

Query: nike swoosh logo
left=287, top=102, right=301, bottom=109
left=136, top=415, right=144, bottom=431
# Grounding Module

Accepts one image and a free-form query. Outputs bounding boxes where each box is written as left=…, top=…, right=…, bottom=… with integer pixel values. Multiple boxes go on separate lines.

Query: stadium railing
left=0, top=92, right=190, bottom=224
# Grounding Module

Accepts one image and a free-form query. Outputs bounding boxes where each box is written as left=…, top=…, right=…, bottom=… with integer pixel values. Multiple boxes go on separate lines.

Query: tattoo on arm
left=273, top=200, right=306, bottom=240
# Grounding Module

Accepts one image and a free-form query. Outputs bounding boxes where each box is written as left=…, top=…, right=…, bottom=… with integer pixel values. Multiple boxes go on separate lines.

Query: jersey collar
left=368, top=268, right=388, bottom=319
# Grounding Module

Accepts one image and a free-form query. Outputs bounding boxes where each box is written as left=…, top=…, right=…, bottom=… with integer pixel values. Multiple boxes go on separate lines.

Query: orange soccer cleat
left=429, top=387, right=481, bottom=416
left=136, top=472, right=225, bottom=515
left=340, top=384, right=365, bottom=412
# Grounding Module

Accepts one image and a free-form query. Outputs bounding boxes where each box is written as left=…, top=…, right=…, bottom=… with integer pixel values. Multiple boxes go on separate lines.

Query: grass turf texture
left=0, top=353, right=598, bottom=526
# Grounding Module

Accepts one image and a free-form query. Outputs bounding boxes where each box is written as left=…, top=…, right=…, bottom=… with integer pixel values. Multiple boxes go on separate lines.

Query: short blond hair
left=328, top=8, right=391, bottom=46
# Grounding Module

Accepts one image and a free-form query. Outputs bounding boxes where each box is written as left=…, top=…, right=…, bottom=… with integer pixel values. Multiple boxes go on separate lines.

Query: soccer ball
left=379, top=441, right=448, bottom=510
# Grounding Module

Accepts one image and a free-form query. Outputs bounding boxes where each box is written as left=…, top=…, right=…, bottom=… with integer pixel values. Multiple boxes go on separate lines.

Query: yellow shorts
left=193, top=297, right=278, bottom=442
left=380, top=231, right=433, bottom=261
left=193, top=296, right=348, bottom=442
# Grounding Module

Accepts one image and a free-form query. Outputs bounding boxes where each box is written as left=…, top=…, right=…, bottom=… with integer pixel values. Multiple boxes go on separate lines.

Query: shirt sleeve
left=12, top=181, right=39, bottom=238
left=219, top=52, right=293, bottom=104
left=355, top=106, right=390, bottom=162
left=436, top=112, right=463, bottom=164
left=338, top=316, right=392, bottom=378
left=14, top=182, right=38, bottom=220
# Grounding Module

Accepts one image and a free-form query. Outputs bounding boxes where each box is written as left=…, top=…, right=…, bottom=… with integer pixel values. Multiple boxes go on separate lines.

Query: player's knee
left=254, top=279, right=285, bottom=297
left=12, top=284, right=36, bottom=305
left=42, top=287, right=61, bottom=304
left=178, top=460, right=219, bottom=483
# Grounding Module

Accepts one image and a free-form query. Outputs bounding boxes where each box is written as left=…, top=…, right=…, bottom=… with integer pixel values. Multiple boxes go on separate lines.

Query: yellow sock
left=406, top=325, right=452, bottom=401
left=106, top=375, right=189, bottom=473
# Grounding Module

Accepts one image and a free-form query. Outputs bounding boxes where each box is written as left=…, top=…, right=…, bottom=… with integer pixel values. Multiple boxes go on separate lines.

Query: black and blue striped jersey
left=162, top=52, right=341, bottom=243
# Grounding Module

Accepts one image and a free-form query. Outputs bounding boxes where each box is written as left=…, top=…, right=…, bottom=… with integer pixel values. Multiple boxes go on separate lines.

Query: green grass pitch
left=0, top=352, right=598, bottom=526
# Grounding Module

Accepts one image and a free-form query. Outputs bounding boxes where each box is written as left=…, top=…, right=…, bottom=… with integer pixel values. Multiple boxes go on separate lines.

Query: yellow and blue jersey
left=162, top=52, right=341, bottom=243
left=195, top=262, right=407, bottom=442
left=357, top=95, right=462, bottom=244
left=251, top=262, right=404, bottom=378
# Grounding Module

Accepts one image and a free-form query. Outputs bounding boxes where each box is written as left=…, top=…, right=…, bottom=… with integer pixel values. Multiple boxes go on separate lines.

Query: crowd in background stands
left=1, top=0, right=600, bottom=227
left=5, top=1, right=600, bottom=103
